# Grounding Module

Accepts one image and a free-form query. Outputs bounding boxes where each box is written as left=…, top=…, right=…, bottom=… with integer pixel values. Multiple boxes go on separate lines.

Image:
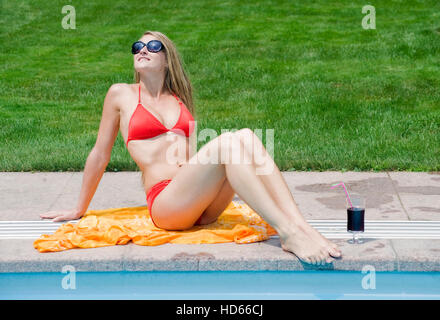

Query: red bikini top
left=126, top=84, right=195, bottom=146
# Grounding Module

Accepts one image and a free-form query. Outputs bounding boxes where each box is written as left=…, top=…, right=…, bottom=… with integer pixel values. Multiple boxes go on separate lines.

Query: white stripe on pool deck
left=0, top=220, right=440, bottom=239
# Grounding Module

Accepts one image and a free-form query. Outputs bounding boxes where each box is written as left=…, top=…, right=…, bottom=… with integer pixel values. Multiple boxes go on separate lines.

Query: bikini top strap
left=172, top=92, right=182, bottom=105
left=138, top=84, right=141, bottom=104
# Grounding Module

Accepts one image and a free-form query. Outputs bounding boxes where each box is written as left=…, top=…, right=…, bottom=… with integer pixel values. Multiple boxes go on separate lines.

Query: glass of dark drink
left=346, top=194, right=365, bottom=244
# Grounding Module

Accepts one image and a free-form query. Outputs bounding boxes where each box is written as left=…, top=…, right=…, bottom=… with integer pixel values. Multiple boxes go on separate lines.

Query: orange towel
left=33, top=201, right=278, bottom=252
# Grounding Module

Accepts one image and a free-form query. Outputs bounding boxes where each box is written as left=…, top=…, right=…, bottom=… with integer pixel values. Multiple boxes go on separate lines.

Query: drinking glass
left=346, top=193, right=365, bottom=244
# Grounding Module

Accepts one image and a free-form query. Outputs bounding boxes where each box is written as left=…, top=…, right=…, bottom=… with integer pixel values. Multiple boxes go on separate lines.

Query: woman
left=41, top=30, right=342, bottom=265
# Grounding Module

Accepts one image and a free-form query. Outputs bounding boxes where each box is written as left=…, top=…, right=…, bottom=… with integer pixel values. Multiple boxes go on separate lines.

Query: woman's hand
left=40, top=209, right=84, bottom=222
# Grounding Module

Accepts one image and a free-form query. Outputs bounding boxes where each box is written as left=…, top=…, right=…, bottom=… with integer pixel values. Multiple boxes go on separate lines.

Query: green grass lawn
left=0, top=0, right=439, bottom=172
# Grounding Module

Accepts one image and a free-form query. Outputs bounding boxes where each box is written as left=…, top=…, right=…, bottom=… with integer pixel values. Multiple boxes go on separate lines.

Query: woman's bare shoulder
left=105, top=83, right=136, bottom=107
left=107, top=83, right=134, bottom=96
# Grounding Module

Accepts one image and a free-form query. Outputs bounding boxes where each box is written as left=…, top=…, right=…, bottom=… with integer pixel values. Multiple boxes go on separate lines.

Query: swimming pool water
left=1, top=271, right=439, bottom=300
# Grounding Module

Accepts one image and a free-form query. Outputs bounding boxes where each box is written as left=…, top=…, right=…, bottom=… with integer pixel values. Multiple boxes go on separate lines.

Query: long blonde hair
left=134, top=30, right=196, bottom=118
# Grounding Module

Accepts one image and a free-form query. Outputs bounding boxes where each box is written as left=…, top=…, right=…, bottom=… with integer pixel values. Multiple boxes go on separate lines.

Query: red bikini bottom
left=146, top=179, right=203, bottom=229
left=146, top=179, right=172, bottom=228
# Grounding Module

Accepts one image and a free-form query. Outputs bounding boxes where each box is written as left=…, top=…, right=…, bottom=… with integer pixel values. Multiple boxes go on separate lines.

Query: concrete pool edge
left=1, top=171, right=439, bottom=274
left=0, top=238, right=439, bottom=273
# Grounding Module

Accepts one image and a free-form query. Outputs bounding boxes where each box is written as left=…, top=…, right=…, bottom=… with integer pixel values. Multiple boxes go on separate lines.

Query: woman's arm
left=40, top=84, right=123, bottom=222
left=74, top=84, right=122, bottom=215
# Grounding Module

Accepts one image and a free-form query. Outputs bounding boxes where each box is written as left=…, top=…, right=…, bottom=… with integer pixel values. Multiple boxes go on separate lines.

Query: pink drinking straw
left=330, top=182, right=353, bottom=208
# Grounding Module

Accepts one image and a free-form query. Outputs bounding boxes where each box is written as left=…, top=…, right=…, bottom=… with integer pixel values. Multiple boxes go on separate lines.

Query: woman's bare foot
left=284, top=214, right=342, bottom=261
left=279, top=225, right=335, bottom=265
left=299, top=222, right=342, bottom=260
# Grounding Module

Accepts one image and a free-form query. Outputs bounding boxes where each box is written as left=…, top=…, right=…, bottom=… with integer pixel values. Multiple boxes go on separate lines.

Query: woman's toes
left=326, top=256, right=335, bottom=264
left=316, top=255, right=323, bottom=266
left=329, top=246, right=341, bottom=258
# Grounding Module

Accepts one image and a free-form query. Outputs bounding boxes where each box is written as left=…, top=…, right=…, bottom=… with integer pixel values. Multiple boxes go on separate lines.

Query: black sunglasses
left=131, top=40, right=164, bottom=54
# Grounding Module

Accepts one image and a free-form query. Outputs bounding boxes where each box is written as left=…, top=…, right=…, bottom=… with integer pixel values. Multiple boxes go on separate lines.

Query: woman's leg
left=196, top=128, right=316, bottom=227
left=152, top=132, right=334, bottom=265
left=233, top=128, right=341, bottom=257
left=233, top=129, right=305, bottom=223
left=194, top=177, right=236, bottom=225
